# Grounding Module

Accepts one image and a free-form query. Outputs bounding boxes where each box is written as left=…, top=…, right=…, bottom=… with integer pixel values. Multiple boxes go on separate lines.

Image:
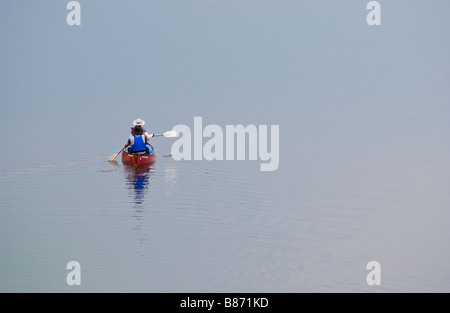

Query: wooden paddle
left=108, top=146, right=126, bottom=162
left=107, top=130, right=177, bottom=162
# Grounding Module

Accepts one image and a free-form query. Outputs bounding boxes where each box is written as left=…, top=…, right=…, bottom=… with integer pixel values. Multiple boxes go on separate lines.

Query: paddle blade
left=162, top=130, right=178, bottom=137
left=108, top=153, right=120, bottom=162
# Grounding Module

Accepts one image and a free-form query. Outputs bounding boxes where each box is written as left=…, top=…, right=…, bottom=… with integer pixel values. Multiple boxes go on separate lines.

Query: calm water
left=1, top=0, right=449, bottom=292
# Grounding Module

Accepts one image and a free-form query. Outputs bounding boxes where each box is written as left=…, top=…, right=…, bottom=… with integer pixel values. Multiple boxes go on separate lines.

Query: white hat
left=133, top=119, right=145, bottom=126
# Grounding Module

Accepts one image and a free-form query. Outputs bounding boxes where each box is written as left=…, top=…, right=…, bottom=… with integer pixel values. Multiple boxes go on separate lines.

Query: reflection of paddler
left=134, top=173, right=148, bottom=190
left=132, top=173, right=147, bottom=202
left=124, top=164, right=152, bottom=204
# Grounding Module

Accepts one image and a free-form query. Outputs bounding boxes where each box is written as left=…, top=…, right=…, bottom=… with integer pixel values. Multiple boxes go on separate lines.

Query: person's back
left=124, top=119, right=153, bottom=155
left=130, top=135, right=147, bottom=154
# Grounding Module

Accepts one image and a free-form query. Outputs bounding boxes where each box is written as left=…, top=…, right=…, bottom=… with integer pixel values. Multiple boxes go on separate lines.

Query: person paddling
left=124, top=119, right=154, bottom=155
left=107, top=119, right=177, bottom=162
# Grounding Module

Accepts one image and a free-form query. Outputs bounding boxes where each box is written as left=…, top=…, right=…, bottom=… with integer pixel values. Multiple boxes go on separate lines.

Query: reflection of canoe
left=123, top=162, right=153, bottom=174
left=122, top=145, right=155, bottom=166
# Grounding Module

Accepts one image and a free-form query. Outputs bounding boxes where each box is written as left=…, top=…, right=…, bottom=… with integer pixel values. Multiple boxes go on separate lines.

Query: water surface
left=0, top=0, right=449, bottom=292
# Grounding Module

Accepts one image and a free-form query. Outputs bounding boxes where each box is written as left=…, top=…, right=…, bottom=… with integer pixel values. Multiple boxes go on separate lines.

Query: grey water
left=1, top=0, right=449, bottom=292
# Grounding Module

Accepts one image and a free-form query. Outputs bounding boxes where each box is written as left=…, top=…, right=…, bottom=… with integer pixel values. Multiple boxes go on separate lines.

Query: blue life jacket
left=132, top=135, right=147, bottom=152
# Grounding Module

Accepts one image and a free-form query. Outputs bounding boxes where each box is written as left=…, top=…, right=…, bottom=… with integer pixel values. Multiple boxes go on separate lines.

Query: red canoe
left=122, top=145, right=155, bottom=166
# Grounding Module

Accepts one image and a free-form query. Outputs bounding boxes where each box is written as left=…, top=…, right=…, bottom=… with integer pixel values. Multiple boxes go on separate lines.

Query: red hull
left=121, top=151, right=155, bottom=166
